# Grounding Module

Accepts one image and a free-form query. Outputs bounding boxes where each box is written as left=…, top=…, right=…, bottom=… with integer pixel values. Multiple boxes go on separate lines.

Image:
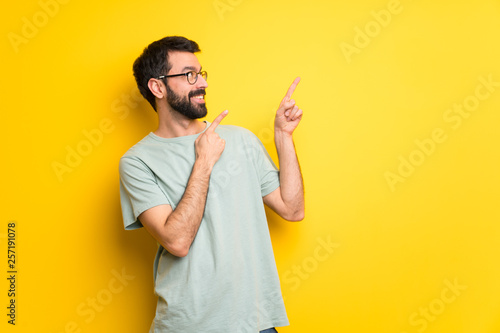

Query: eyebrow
left=180, top=66, right=201, bottom=72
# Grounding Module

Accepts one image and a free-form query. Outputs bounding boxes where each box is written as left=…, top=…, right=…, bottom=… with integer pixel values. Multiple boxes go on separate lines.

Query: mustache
left=188, top=89, right=206, bottom=99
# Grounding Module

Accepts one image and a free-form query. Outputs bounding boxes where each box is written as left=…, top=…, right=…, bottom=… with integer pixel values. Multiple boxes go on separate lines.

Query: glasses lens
left=186, top=71, right=207, bottom=84
left=187, top=71, right=196, bottom=84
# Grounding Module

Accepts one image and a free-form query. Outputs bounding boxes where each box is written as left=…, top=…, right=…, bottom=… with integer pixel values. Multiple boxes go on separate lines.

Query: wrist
left=193, top=156, right=214, bottom=175
left=274, top=128, right=293, bottom=142
left=274, top=130, right=295, bottom=155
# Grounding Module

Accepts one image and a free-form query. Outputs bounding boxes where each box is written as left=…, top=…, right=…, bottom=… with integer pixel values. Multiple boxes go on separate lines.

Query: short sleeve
left=119, top=156, right=171, bottom=230
left=247, top=133, right=280, bottom=197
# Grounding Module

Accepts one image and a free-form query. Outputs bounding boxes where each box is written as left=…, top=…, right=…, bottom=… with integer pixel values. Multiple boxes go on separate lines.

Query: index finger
left=284, top=77, right=301, bottom=100
left=206, top=110, right=228, bottom=132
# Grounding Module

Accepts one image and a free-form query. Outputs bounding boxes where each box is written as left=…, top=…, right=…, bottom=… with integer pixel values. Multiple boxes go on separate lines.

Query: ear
left=147, top=78, right=166, bottom=100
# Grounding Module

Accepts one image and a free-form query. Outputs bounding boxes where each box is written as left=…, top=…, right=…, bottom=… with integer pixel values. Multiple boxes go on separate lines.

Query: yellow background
left=2, top=0, right=500, bottom=332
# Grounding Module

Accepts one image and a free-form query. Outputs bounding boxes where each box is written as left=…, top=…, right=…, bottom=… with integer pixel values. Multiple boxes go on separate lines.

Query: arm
left=138, top=110, right=228, bottom=257
left=263, top=78, right=305, bottom=221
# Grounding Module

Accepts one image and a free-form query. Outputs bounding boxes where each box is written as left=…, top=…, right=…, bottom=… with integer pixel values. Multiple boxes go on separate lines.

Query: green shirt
left=119, top=123, right=289, bottom=332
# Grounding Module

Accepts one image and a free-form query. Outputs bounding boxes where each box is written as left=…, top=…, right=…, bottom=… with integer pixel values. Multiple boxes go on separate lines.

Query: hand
left=275, top=77, right=302, bottom=136
left=195, top=110, right=228, bottom=168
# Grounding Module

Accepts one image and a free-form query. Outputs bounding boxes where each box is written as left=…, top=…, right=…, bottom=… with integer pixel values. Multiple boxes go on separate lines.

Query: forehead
left=167, top=51, right=201, bottom=73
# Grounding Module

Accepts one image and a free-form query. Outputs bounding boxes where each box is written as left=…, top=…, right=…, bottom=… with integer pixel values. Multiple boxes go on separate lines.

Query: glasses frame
left=157, top=70, right=207, bottom=85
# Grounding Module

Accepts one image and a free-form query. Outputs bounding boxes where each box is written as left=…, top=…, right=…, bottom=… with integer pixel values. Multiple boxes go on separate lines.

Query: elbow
left=296, top=210, right=305, bottom=221
left=163, top=240, right=191, bottom=258
left=284, top=207, right=305, bottom=222
left=159, top=224, right=192, bottom=257
left=289, top=211, right=305, bottom=222
left=170, top=247, right=189, bottom=258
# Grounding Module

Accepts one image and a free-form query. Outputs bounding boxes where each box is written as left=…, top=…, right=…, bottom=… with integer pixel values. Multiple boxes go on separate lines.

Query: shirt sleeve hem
left=261, top=179, right=280, bottom=197
left=123, top=200, right=171, bottom=230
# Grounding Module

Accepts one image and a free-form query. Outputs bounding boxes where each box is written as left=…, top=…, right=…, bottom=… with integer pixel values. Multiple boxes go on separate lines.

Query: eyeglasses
left=157, top=70, right=208, bottom=85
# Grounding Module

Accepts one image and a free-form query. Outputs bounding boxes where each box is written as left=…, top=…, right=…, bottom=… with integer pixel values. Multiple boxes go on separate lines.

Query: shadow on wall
left=265, top=205, right=302, bottom=258
left=107, top=184, right=158, bottom=317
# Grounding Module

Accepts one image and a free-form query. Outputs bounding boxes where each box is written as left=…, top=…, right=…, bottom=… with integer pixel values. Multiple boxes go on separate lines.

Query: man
left=119, top=36, right=304, bottom=333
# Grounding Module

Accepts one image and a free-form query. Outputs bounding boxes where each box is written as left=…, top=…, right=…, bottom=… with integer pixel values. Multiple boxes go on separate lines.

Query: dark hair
left=132, top=36, right=200, bottom=111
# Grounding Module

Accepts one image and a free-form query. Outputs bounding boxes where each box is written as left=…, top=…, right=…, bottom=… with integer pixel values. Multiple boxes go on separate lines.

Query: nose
left=195, top=73, right=208, bottom=89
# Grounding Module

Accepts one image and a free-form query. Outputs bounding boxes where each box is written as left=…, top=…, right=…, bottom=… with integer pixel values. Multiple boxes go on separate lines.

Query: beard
left=166, top=84, right=207, bottom=120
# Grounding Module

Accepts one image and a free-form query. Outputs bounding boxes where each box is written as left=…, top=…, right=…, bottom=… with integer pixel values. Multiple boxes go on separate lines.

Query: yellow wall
left=2, top=0, right=500, bottom=332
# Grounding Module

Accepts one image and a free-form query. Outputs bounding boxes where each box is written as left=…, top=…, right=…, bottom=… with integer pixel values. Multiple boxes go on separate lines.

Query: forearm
left=275, top=131, right=304, bottom=219
left=163, top=159, right=212, bottom=254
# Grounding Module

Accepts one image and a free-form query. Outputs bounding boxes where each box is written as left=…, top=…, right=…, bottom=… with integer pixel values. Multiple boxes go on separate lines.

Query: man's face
left=164, top=51, right=208, bottom=119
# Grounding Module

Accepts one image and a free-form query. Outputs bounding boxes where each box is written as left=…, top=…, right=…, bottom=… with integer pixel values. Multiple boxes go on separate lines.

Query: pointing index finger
left=207, top=110, right=228, bottom=132
left=284, top=77, right=301, bottom=100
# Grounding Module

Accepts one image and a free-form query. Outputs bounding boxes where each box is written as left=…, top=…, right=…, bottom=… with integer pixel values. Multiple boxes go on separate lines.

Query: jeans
left=259, top=329, right=278, bottom=333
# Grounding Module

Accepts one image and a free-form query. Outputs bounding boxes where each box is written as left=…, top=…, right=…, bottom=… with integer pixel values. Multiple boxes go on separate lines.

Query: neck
left=154, top=104, right=206, bottom=138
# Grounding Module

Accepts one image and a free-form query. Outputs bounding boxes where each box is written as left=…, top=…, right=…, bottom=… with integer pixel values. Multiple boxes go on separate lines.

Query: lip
left=190, top=94, right=206, bottom=104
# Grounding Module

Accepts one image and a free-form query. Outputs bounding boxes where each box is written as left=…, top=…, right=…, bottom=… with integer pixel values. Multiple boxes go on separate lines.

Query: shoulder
left=121, top=133, right=156, bottom=159
left=119, top=134, right=157, bottom=174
